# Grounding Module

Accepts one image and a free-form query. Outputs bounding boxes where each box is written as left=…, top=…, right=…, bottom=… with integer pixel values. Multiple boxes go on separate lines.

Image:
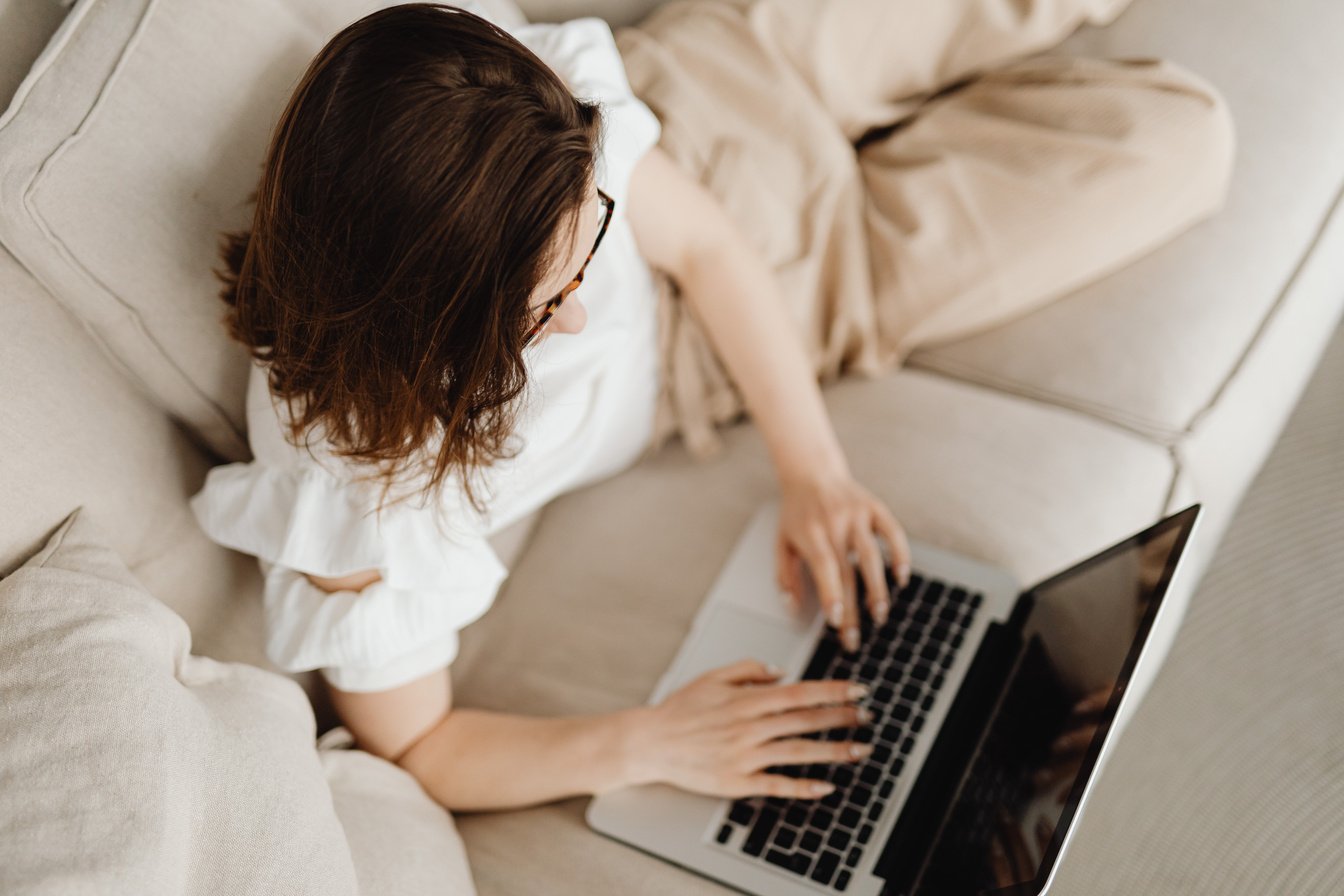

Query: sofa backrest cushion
left=0, top=0, right=526, bottom=462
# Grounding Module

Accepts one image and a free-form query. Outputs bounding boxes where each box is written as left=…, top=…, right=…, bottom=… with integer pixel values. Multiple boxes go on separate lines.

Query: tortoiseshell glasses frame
left=522, top=187, right=615, bottom=347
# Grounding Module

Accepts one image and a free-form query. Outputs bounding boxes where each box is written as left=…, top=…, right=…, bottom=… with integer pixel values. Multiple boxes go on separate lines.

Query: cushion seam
left=904, top=354, right=1186, bottom=441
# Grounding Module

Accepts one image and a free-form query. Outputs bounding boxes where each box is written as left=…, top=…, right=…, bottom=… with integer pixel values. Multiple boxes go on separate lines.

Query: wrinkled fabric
left=615, top=0, right=1233, bottom=459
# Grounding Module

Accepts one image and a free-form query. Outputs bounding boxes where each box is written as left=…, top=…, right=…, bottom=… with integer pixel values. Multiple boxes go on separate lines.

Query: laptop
left=588, top=500, right=1203, bottom=895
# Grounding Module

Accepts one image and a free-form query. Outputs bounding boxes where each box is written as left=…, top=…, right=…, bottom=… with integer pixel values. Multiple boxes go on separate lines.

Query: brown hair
left=216, top=2, right=602, bottom=521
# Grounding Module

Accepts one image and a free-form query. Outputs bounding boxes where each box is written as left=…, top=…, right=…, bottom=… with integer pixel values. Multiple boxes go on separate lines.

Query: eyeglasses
left=522, top=187, right=615, bottom=347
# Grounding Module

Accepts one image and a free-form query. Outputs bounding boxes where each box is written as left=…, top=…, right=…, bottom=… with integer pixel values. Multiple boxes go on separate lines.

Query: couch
left=1, top=0, right=1341, bottom=892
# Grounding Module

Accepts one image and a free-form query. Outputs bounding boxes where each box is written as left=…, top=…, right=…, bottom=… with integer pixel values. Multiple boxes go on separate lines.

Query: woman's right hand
left=618, top=658, right=874, bottom=799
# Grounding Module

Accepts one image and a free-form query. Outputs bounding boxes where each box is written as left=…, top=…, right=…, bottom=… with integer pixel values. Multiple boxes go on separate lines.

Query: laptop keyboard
left=713, top=571, right=984, bottom=891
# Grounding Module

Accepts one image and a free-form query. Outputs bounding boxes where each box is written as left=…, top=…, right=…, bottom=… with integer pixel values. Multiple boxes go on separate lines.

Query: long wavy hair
left=215, top=2, right=603, bottom=521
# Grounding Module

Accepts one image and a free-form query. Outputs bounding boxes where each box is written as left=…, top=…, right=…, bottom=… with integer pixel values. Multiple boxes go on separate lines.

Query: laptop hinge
left=873, top=620, right=1021, bottom=895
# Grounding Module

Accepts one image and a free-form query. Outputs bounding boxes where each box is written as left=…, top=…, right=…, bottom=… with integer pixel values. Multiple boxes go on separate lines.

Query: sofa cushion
left=319, top=728, right=479, bottom=895
left=905, top=0, right=1344, bottom=443
left=0, top=244, right=272, bottom=671
left=0, top=0, right=526, bottom=462
left=0, top=507, right=359, bottom=895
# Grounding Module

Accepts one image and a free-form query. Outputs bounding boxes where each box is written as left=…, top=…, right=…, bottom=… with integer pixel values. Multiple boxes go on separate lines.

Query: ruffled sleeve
left=187, top=362, right=509, bottom=691
left=511, top=17, right=663, bottom=209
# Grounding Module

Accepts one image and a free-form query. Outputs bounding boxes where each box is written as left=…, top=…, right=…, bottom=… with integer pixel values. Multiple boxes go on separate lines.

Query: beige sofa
left=1, top=0, right=1341, bottom=892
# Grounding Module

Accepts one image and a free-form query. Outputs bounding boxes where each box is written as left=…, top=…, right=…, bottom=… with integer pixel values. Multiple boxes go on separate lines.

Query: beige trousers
left=614, top=0, right=1235, bottom=459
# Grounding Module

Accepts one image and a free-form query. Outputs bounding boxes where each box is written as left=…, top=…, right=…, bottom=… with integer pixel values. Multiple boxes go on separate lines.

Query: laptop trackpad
left=650, top=603, right=819, bottom=703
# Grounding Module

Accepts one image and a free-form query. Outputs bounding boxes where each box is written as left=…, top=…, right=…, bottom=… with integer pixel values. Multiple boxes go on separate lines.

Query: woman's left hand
left=775, top=470, right=912, bottom=653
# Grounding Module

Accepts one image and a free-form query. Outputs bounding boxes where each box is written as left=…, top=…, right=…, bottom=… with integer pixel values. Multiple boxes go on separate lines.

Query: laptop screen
left=915, top=504, right=1200, bottom=895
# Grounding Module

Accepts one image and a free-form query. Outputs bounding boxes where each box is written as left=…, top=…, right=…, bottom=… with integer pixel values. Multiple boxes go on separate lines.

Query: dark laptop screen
left=916, top=505, right=1199, bottom=895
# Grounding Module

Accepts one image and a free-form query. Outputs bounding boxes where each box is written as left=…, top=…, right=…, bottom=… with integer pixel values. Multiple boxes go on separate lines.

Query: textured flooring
left=1049, top=319, right=1344, bottom=895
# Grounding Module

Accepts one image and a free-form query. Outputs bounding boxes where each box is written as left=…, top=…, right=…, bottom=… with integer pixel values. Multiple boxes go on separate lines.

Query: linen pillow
left=0, top=507, right=360, bottom=895
left=0, top=0, right=528, bottom=461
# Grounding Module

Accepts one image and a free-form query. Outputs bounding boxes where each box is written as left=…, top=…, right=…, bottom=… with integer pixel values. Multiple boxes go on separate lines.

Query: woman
left=190, top=0, right=1233, bottom=813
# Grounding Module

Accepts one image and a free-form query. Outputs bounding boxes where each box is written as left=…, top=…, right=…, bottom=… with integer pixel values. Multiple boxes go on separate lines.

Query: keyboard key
left=839, top=807, right=863, bottom=829
left=901, top=736, right=916, bottom=755
left=860, top=661, right=880, bottom=679
left=932, top=672, right=946, bottom=691
left=775, top=826, right=798, bottom=850
left=910, top=663, right=931, bottom=682
left=870, top=743, right=892, bottom=764
left=921, top=694, right=935, bottom=712
left=729, top=802, right=755, bottom=826
left=820, top=788, right=845, bottom=809
left=891, top=703, right=912, bottom=722
left=880, top=724, right=903, bottom=745
left=867, top=800, right=884, bottom=822
left=873, top=684, right=894, bottom=704
left=857, top=823, right=875, bottom=844
left=831, top=766, right=854, bottom=788
left=948, top=587, right=968, bottom=604
left=919, top=643, right=940, bottom=662
left=743, top=808, right=779, bottom=856
left=924, top=582, right=945, bottom=603
left=950, top=632, right=964, bottom=649
left=879, top=779, right=894, bottom=799
left=938, top=604, right=959, bottom=622
left=828, top=828, right=851, bottom=851
left=846, top=846, right=863, bottom=868
left=765, top=849, right=795, bottom=871
left=836, top=869, right=853, bottom=891
left=891, top=757, right=905, bottom=777
left=849, top=784, right=874, bottom=807
left=716, top=824, right=732, bottom=844
left=930, top=622, right=951, bottom=642
left=939, top=651, right=955, bottom=669
left=893, top=645, right=914, bottom=665
left=901, top=683, right=920, bottom=702
left=812, top=808, right=834, bottom=830
left=911, top=714, right=925, bottom=733
left=970, top=592, right=983, bottom=609
left=859, top=765, right=882, bottom=787
left=800, top=830, right=823, bottom=854
left=913, top=606, right=932, bottom=624
left=811, top=850, right=842, bottom=885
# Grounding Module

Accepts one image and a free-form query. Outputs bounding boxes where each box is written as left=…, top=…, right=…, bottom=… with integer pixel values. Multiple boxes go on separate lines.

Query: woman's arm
left=310, top=572, right=873, bottom=812
left=626, top=147, right=913, bottom=649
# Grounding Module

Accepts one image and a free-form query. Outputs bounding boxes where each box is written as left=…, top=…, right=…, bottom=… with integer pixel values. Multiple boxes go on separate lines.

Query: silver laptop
left=588, top=500, right=1203, bottom=895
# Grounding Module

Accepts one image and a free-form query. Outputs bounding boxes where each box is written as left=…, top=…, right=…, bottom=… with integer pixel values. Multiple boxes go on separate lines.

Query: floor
left=1048, top=317, right=1344, bottom=895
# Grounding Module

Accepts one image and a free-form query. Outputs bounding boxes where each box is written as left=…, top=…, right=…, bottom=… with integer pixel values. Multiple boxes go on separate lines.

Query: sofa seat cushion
left=0, top=0, right=525, bottom=462
left=449, top=368, right=1175, bottom=892
left=905, top=0, right=1344, bottom=443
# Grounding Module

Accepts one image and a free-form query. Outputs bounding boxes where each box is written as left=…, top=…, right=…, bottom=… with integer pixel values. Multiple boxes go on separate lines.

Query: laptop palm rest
left=650, top=602, right=824, bottom=704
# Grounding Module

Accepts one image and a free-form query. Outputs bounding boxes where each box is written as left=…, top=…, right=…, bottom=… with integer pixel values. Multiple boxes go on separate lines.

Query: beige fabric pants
left=614, top=0, right=1235, bottom=459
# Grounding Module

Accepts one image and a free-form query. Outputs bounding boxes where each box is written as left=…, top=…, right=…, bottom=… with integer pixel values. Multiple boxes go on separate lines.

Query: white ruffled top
left=189, top=10, right=663, bottom=693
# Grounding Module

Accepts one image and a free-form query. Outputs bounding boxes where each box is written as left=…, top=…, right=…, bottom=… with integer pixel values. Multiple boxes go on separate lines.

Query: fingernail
left=847, top=683, right=870, bottom=700
left=874, top=599, right=890, bottom=625
left=828, top=602, right=844, bottom=627
left=898, top=563, right=911, bottom=587
left=765, top=663, right=783, bottom=677
left=811, top=782, right=836, bottom=796
left=849, top=742, right=874, bottom=759
left=857, top=706, right=874, bottom=725
left=843, top=626, right=859, bottom=652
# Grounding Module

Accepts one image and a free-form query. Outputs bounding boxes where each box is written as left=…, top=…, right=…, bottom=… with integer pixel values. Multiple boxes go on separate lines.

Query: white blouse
left=189, top=8, right=663, bottom=693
